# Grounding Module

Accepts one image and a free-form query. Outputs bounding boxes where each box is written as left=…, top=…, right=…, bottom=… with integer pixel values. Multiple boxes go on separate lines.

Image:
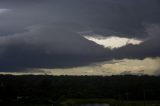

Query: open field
left=61, top=99, right=160, bottom=106
left=1, top=99, right=160, bottom=106
left=1, top=75, right=160, bottom=106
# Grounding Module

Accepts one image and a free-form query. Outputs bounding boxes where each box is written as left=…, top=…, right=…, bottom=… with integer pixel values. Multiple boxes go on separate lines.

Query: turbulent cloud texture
left=0, top=0, right=160, bottom=72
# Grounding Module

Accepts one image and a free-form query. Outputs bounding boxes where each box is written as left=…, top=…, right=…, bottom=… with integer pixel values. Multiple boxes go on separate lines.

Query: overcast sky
left=0, top=0, right=160, bottom=75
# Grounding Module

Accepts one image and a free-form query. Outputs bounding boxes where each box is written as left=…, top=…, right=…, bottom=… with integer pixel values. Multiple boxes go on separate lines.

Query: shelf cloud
left=0, top=0, right=159, bottom=73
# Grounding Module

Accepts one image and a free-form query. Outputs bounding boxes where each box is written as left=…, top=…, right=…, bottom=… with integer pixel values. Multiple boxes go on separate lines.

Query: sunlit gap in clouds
left=1, top=57, right=159, bottom=76
left=83, top=35, right=144, bottom=49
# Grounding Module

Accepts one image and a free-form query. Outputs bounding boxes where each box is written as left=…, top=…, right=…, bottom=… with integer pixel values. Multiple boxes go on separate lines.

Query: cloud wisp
left=0, top=8, right=10, bottom=14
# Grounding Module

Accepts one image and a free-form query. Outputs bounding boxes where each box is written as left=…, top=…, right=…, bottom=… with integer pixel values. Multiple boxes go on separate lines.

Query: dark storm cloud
left=0, top=24, right=110, bottom=71
left=1, top=0, right=160, bottom=37
left=113, top=24, right=160, bottom=59
left=0, top=0, right=160, bottom=71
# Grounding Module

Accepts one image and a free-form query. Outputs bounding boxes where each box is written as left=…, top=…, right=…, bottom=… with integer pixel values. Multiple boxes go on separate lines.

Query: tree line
left=0, top=75, right=160, bottom=104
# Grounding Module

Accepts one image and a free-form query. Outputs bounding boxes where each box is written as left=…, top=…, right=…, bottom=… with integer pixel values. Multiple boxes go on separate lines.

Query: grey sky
left=0, top=0, right=160, bottom=72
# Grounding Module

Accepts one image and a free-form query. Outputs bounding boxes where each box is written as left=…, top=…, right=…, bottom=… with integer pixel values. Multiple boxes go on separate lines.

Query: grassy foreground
left=61, top=98, right=160, bottom=106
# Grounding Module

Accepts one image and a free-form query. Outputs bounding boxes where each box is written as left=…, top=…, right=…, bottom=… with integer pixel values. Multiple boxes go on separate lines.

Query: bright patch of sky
left=84, top=35, right=143, bottom=49
left=41, top=57, right=160, bottom=76
left=1, top=57, right=159, bottom=76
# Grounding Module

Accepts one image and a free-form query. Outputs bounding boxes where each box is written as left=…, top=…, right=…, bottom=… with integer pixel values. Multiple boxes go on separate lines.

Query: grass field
left=0, top=104, right=51, bottom=106
left=61, top=98, right=160, bottom=106
left=1, top=99, right=160, bottom=106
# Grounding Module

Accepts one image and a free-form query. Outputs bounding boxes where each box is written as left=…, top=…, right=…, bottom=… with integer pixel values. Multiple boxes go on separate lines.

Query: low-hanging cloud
left=0, top=24, right=110, bottom=71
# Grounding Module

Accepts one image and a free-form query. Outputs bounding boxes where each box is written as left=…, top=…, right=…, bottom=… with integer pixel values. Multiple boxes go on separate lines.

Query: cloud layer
left=0, top=0, right=160, bottom=72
